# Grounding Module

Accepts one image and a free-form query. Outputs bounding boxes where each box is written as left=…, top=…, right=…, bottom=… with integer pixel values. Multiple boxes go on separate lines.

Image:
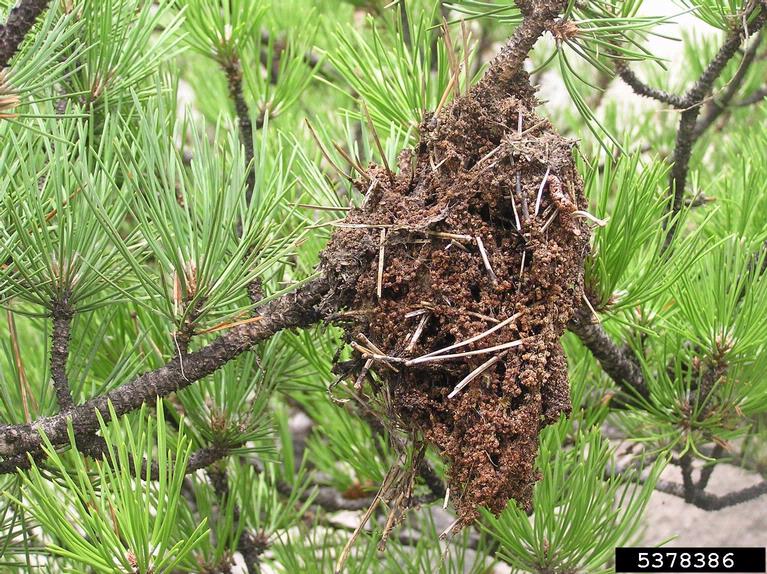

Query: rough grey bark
left=568, top=304, right=649, bottom=400
left=0, top=277, right=329, bottom=462
left=0, top=0, right=51, bottom=68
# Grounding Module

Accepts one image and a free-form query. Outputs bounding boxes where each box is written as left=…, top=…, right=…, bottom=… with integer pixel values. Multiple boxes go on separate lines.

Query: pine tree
left=1, top=0, right=766, bottom=572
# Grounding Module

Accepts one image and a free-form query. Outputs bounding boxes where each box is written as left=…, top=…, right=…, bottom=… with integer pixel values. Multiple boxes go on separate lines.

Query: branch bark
left=654, top=475, right=767, bottom=510
left=692, top=31, right=764, bottom=139
left=567, top=303, right=649, bottom=400
left=0, top=277, right=329, bottom=461
left=223, top=58, right=258, bottom=205
left=479, top=0, right=567, bottom=93
left=666, top=5, right=767, bottom=246
left=735, top=84, right=767, bottom=105
left=50, top=299, right=75, bottom=411
left=0, top=0, right=51, bottom=68
left=614, top=62, right=686, bottom=108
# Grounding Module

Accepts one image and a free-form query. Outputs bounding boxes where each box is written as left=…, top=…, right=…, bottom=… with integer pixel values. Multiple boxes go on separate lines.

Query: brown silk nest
left=320, top=83, right=591, bottom=523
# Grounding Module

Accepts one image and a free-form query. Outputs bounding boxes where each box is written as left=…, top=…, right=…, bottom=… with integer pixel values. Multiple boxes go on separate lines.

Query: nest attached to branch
left=320, top=80, right=592, bottom=524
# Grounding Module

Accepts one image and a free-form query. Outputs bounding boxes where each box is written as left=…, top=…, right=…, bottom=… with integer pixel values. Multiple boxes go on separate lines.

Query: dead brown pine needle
left=517, top=251, right=526, bottom=294
left=331, top=222, right=394, bottom=230
left=294, top=203, right=352, bottom=212
left=197, top=315, right=264, bottom=335
left=305, top=119, right=353, bottom=181
left=541, top=209, right=559, bottom=232
left=406, top=313, right=429, bottom=353
left=508, top=187, right=522, bottom=231
left=362, top=101, right=393, bottom=183
left=332, top=141, right=370, bottom=182
left=439, top=518, right=461, bottom=540
left=518, top=118, right=547, bottom=137
left=448, top=351, right=508, bottom=399
left=406, top=338, right=525, bottom=366
left=415, top=311, right=521, bottom=362
left=427, top=230, right=474, bottom=242
left=335, top=466, right=396, bottom=574
left=475, top=235, right=498, bottom=285
left=7, top=309, right=35, bottom=421
left=377, top=228, right=386, bottom=299
left=534, top=165, right=551, bottom=217
left=355, top=358, right=374, bottom=390
left=404, top=309, right=428, bottom=318
left=572, top=210, right=608, bottom=226
left=435, top=64, right=461, bottom=117
left=465, top=311, right=501, bottom=324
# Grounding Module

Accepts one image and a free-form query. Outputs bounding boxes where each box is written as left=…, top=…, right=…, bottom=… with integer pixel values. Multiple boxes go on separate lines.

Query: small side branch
left=479, top=0, right=567, bottom=92
left=654, top=476, right=767, bottom=511
left=0, top=276, right=329, bottom=460
left=0, top=0, right=51, bottom=68
left=614, top=62, right=686, bottom=108
left=567, top=303, right=649, bottom=400
left=735, top=85, right=767, bottom=106
left=612, top=460, right=767, bottom=510
left=692, top=31, right=764, bottom=140
left=697, top=444, right=724, bottom=491
left=666, top=6, right=767, bottom=245
left=50, top=300, right=74, bottom=411
left=208, top=462, right=268, bottom=572
left=87, top=437, right=231, bottom=480
left=223, top=58, right=258, bottom=205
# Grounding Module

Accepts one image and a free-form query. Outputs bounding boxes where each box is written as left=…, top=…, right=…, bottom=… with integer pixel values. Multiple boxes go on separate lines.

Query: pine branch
left=0, top=0, right=51, bottom=68
left=567, top=303, right=649, bottom=400
left=0, top=277, right=329, bottom=461
left=698, top=443, right=767, bottom=479
left=679, top=452, right=696, bottom=503
left=223, top=57, right=259, bottom=205
left=0, top=439, right=232, bottom=477
left=735, top=84, right=767, bottom=105
left=614, top=62, right=686, bottom=108
left=654, top=475, right=767, bottom=510
left=479, top=0, right=567, bottom=92
left=49, top=299, right=75, bottom=411
left=259, top=29, right=324, bottom=81
left=692, top=31, right=764, bottom=139
left=207, top=463, right=268, bottom=573
left=613, top=458, right=767, bottom=510
left=697, top=444, right=724, bottom=491
left=666, top=3, right=767, bottom=246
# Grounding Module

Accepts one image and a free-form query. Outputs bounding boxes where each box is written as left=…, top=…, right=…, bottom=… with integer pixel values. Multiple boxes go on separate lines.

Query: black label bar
left=615, top=548, right=766, bottom=573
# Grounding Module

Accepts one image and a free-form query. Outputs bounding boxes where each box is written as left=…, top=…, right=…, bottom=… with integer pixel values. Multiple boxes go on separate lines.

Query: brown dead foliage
left=321, top=81, right=591, bottom=523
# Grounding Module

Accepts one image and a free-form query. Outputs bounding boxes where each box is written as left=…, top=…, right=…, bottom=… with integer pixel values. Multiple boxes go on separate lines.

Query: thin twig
left=693, top=31, right=764, bottom=139
left=614, top=61, right=686, bottom=108
left=567, top=302, right=649, bottom=400
left=223, top=57, right=257, bottom=204
left=665, top=4, right=767, bottom=247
